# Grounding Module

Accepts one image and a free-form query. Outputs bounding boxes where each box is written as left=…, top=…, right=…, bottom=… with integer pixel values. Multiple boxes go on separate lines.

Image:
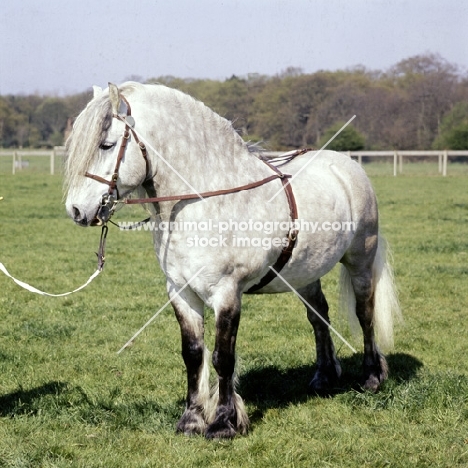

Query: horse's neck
left=152, top=149, right=272, bottom=211
left=144, top=100, right=273, bottom=201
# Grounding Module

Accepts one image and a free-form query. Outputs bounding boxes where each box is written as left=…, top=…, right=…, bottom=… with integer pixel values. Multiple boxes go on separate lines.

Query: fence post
left=443, top=150, right=448, bottom=176
left=438, top=153, right=442, bottom=173
left=50, top=149, right=55, bottom=175
left=393, top=151, right=397, bottom=176
left=399, top=152, right=403, bottom=173
left=12, top=151, right=16, bottom=175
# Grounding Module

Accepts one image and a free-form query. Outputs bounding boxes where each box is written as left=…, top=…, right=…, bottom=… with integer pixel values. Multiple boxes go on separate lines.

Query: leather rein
left=85, top=95, right=309, bottom=291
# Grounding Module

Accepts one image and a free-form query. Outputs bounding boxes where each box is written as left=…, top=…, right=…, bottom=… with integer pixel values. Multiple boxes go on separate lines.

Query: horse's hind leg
left=342, top=241, right=388, bottom=392
left=298, top=280, right=342, bottom=394
left=170, top=286, right=210, bottom=435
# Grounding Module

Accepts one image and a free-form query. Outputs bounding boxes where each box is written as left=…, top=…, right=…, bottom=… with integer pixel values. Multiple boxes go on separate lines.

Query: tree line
left=1, top=53, right=467, bottom=151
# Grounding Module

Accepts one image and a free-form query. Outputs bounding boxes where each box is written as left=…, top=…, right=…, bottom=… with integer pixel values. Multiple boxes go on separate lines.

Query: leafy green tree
left=319, top=122, right=365, bottom=151
left=251, top=77, right=290, bottom=149
left=0, top=97, right=11, bottom=147
left=207, top=76, right=251, bottom=132
left=33, top=98, right=69, bottom=146
left=0, top=53, right=467, bottom=151
left=28, top=126, right=41, bottom=148
left=388, top=53, right=459, bottom=149
left=433, top=102, right=468, bottom=149
left=4, top=94, right=43, bottom=147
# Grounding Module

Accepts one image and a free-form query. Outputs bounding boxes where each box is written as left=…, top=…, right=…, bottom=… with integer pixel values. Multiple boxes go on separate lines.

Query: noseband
left=84, top=95, right=149, bottom=225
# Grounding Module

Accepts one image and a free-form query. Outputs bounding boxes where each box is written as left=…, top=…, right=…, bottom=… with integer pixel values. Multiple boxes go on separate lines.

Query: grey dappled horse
left=64, top=82, right=400, bottom=438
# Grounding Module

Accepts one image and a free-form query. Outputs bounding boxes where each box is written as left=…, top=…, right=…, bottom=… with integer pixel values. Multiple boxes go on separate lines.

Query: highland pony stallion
left=64, top=82, right=400, bottom=439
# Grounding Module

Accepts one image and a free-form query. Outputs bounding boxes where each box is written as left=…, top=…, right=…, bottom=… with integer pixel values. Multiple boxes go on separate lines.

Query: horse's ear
left=108, top=83, right=121, bottom=114
left=92, top=85, right=103, bottom=98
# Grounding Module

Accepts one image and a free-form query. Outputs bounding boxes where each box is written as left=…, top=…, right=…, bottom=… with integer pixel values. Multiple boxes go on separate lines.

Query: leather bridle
left=85, top=95, right=149, bottom=225
left=84, top=93, right=310, bottom=291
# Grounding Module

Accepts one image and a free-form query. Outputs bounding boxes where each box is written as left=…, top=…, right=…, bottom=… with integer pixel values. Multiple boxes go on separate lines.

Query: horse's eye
left=99, top=142, right=115, bottom=151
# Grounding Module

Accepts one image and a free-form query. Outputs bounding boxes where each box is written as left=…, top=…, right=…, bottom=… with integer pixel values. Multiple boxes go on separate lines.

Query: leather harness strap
left=125, top=173, right=283, bottom=204
left=246, top=159, right=299, bottom=293
left=84, top=92, right=310, bottom=292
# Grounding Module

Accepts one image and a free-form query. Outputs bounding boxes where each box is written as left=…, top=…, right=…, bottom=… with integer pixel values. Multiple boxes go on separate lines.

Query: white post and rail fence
left=0, top=147, right=467, bottom=176
left=264, top=149, right=468, bottom=176
left=347, top=150, right=468, bottom=176
left=1, top=146, right=66, bottom=175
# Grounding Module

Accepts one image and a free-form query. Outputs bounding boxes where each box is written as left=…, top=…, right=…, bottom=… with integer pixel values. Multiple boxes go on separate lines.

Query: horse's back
left=283, top=150, right=377, bottom=225
left=254, top=150, right=379, bottom=292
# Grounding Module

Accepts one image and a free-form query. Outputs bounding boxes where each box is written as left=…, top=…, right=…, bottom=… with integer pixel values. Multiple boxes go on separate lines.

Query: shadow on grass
left=239, top=352, right=423, bottom=424
left=0, top=354, right=423, bottom=432
left=0, top=380, right=181, bottom=429
left=0, top=381, right=68, bottom=417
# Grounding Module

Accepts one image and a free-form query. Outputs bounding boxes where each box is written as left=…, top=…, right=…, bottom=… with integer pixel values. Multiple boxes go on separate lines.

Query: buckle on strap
left=288, top=229, right=298, bottom=242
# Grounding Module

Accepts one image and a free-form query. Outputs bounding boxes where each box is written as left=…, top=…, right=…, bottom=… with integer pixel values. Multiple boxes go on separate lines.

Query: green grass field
left=0, top=163, right=467, bottom=467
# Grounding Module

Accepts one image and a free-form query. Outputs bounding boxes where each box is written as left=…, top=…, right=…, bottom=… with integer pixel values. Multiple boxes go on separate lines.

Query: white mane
left=64, top=82, right=252, bottom=195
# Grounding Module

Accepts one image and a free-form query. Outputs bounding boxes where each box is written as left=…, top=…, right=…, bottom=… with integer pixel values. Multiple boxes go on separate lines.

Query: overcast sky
left=1, top=0, right=467, bottom=95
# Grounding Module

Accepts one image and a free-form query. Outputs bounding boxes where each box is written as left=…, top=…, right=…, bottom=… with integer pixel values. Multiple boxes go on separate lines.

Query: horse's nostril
left=72, top=205, right=88, bottom=226
left=72, top=206, right=81, bottom=220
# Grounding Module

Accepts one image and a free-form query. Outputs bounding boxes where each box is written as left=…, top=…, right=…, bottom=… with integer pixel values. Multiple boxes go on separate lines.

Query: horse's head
left=64, top=83, right=149, bottom=226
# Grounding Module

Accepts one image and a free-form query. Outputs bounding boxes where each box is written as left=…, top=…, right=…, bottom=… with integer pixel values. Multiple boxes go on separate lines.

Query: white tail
left=339, top=234, right=402, bottom=351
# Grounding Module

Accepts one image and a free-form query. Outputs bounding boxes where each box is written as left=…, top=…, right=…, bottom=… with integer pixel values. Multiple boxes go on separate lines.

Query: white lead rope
left=0, top=262, right=102, bottom=297
left=0, top=224, right=107, bottom=297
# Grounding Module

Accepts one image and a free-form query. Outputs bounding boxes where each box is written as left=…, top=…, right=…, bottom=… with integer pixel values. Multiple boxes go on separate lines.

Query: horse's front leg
left=206, top=296, right=249, bottom=439
left=171, top=286, right=210, bottom=435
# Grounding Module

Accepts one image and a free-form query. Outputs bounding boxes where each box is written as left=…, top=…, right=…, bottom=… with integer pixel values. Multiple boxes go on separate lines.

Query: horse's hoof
left=361, top=374, right=383, bottom=393
left=176, top=410, right=206, bottom=436
left=205, top=420, right=237, bottom=439
left=361, top=355, right=388, bottom=392
left=309, top=368, right=340, bottom=395
left=205, top=407, right=238, bottom=439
